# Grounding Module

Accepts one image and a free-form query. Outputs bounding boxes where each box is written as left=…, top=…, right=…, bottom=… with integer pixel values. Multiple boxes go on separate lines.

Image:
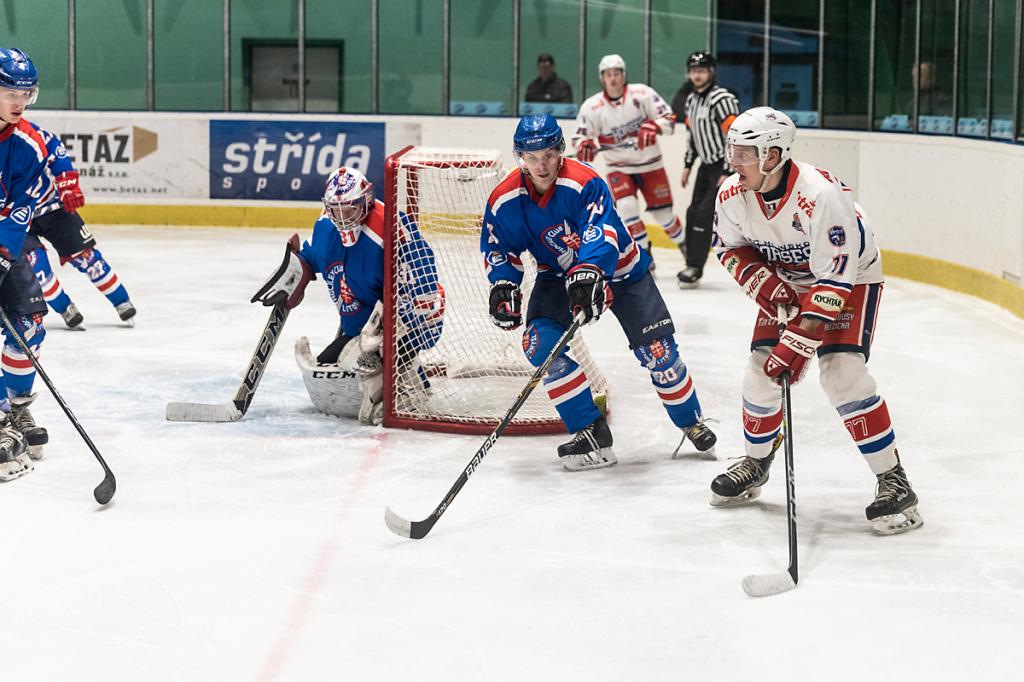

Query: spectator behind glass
left=911, top=61, right=952, bottom=116
left=524, top=53, right=573, bottom=104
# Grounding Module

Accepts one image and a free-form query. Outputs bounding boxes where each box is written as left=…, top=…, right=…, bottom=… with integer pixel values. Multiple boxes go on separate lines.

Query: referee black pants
left=683, top=162, right=720, bottom=270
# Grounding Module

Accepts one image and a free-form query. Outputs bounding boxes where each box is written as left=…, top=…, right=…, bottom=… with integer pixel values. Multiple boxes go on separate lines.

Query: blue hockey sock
left=29, top=246, right=74, bottom=315
left=69, top=247, right=131, bottom=307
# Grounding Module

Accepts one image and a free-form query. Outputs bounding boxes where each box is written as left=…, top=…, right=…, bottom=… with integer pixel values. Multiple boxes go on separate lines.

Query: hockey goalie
left=252, top=166, right=445, bottom=424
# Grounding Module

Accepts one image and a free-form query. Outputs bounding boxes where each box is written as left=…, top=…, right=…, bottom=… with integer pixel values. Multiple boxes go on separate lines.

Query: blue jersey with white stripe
left=299, top=199, right=443, bottom=342
left=480, top=158, right=650, bottom=285
left=26, top=122, right=74, bottom=215
left=0, top=119, right=48, bottom=259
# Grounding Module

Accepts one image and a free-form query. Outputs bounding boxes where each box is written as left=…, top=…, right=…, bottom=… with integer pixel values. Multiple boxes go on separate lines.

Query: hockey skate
left=10, top=393, right=48, bottom=460
left=557, top=415, right=617, bottom=472
left=116, top=300, right=137, bottom=326
left=866, top=455, right=923, bottom=535
left=677, top=267, right=702, bottom=290
left=0, top=412, right=31, bottom=482
left=61, top=303, right=85, bottom=330
left=709, top=432, right=784, bottom=507
left=672, top=419, right=718, bottom=459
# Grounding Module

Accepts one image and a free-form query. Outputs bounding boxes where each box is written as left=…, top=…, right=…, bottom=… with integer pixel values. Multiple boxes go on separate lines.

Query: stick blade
left=742, top=571, right=797, bottom=597
left=384, top=507, right=435, bottom=540
left=94, top=470, right=116, bottom=505
left=165, top=401, right=242, bottom=423
left=384, top=507, right=413, bottom=538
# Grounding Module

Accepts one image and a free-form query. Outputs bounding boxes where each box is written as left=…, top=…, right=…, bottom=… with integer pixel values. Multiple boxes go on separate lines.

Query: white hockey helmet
left=726, top=106, right=796, bottom=176
left=598, top=54, right=627, bottom=77
left=323, top=167, right=374, bottom=243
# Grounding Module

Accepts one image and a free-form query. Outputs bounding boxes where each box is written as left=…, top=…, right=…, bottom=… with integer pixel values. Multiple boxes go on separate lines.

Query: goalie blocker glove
left=251, top=234, right=314, bottom=310
left=565, top=263, right=610, bottom=325
left=488, top=280, right=522, bottom=330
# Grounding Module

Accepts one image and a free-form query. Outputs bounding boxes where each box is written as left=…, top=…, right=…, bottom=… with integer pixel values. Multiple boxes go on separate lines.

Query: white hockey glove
left=251, top=234, right=314, bottom=310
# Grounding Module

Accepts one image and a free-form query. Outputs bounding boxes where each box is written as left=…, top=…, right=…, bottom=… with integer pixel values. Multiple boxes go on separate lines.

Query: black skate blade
left=870, top=505, right=923, bottom=535
left=709, top=486, right=762, bottom=507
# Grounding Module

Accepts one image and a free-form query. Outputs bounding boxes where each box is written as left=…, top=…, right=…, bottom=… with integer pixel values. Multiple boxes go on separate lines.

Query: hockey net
left=382, top=145, right=609, bottom=435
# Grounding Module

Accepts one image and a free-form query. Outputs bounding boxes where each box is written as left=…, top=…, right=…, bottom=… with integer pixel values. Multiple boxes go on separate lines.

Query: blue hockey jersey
left=299, top=199, right=444, bottom=347
left=0, top=118, right=48, bottom=259
left=480, top=158, right=650, bottom=285
left=26, top=122, right=74, bottom=216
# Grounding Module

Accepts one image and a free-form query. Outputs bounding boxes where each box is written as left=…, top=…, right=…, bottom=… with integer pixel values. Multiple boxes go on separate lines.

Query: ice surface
left=3, top=226, right=1022, bottom=681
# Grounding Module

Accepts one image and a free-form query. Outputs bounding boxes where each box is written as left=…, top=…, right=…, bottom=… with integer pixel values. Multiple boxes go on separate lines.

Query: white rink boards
left=3, top=226, right=1022, bottom=681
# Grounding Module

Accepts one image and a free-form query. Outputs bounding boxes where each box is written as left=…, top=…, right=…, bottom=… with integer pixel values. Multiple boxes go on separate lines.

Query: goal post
left=382, top=145, right=609, bottom=435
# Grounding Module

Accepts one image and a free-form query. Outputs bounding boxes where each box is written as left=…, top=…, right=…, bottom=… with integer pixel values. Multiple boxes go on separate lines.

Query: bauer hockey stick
left=742, top=369, right=798, bottom=597
left=385, top=312, right=586, bottom=540
left=165, top=303, right=290, bottom=422
left=0, top=310, right=115, bottom=505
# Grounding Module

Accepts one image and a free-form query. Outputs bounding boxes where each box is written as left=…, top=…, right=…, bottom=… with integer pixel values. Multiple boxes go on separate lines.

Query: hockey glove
left=742, top=265, right=798, bottom=320
left=317, top=334, right=354, bottom=365
left=576, top=139, right=598, bottom=163
left=636, top=120, right=661, bottom=150
left=55, top=171, right=86, bottom=213
left=489, top=280, right=522, bottom=330
left=764, top=320, right=824, bottom=385
left=251, top=234, right=314, bottom=309
left=565, top=263, right=610, bottom=325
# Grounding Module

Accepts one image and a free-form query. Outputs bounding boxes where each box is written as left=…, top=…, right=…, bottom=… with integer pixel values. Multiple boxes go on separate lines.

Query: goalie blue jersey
left=480, top=158, right=651, bottom=285
left=299, top=200, right=444, bottom=346
left=0, top=118, right=48, bottom=259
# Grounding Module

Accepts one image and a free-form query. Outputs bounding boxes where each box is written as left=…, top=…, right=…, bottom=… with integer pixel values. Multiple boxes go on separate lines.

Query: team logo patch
left=11, top=207, right=32, bottom=225
left=582, top=225, right=600, bottom=244
left=828, top=225, right=846, bottom=246
left=791, top=213, right=805, bottom=234
left=486, top=251, right=508, bottom=267
left=325, top=261, right=362, bottom=314
left=521, top=326, right=539, bottom=360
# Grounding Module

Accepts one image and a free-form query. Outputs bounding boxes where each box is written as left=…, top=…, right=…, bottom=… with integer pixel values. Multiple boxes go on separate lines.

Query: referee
left=677, top=52, right=739, bottom=289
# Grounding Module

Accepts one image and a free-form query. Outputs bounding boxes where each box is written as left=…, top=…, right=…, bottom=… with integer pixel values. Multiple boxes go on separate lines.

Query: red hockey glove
left=742, top=264, right=798, bottom=319
left=251, top=234, right=314, bottom=310
left=565, top=263, right=611, bottom=325
left=764, top=321, right=824, bottom=384
left=55, top=171, right=85, bottom=213
left=636, top=120, right=661, bottom=150
left=576, top=139, right=598, bottom=163
left=488, top=280, right=522, bottom=330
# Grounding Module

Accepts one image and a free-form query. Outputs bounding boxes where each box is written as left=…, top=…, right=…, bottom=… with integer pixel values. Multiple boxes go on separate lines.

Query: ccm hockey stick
left=0, top=310, right=115, bottom=505
left=742, top=370, right=798, bottom=597
left=166, top=303, right=290, bottom=422
left=385, top=312, right=585, bottom=539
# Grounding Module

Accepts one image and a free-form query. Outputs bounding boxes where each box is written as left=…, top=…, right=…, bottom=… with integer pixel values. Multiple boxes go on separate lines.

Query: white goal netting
left=383, top=146, right=609, bottom=435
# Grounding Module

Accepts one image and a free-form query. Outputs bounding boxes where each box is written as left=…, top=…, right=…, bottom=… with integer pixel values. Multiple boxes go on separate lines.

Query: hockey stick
left=742, top=370, right=798, bottom=597
left=385, top=313, right=585, bottom=539
left=566, top=140, right=639, bottom=159
left=165, top=303, right=290, bottom=422
left=0, top=310, right=115, bottom=505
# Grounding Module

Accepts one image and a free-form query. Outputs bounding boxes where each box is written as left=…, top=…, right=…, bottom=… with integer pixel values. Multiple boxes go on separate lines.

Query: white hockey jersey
left=714, top=161, right=884, bottom=324
left=572, top=83, right=675, bottom=174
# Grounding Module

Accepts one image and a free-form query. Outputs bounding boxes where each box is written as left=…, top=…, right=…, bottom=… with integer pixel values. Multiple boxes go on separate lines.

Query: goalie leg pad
left=294, top=337, right=363, bottom=419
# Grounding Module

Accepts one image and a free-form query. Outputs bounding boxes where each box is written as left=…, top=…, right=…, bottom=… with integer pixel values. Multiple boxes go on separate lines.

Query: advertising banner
left=208, top=120, right=386, bottom=201
left=27, top=113, right=209, bottom=200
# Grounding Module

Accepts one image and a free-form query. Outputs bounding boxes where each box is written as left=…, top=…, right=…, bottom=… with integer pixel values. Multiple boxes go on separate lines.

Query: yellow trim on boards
left=77, top=206, right=1023, bottom=319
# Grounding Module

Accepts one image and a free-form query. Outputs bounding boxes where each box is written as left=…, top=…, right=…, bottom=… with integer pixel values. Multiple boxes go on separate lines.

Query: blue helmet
left=513, top=114, right=565, bottom=154
left=0, top=48, right=38, bottom=90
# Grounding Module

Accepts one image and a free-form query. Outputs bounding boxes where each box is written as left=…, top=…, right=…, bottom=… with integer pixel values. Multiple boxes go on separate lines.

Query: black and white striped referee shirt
left=682, top=82, right=740, bottom=174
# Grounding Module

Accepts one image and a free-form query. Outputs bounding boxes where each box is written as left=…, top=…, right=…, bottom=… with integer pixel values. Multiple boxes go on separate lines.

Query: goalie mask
left=323, top=167, right=374, bottom=245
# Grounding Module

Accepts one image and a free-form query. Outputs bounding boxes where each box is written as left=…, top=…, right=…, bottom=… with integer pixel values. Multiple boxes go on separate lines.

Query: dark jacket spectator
left=524, top=53, right=573, bottom=104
